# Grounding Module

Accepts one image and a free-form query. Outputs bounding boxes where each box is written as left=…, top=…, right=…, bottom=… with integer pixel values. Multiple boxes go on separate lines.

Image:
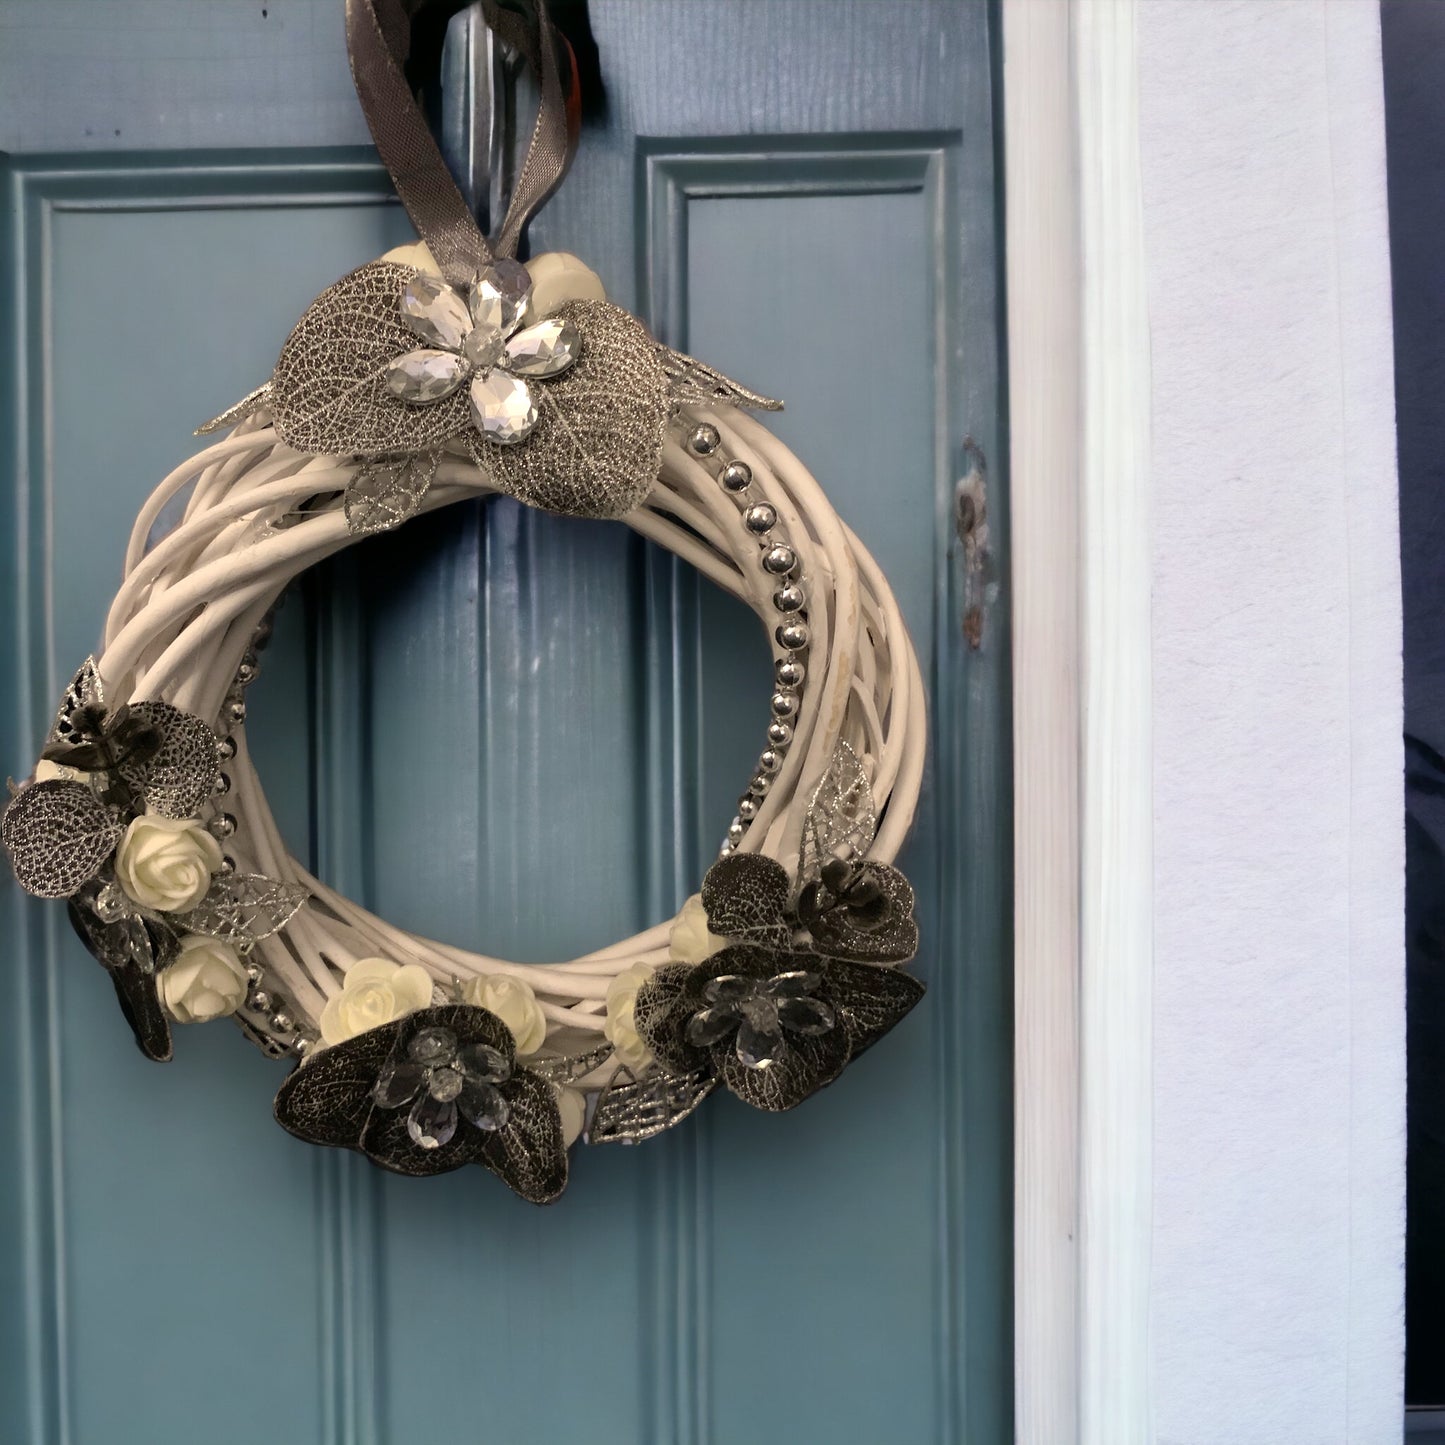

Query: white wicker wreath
left=2, top=0, right=928, bottom=1205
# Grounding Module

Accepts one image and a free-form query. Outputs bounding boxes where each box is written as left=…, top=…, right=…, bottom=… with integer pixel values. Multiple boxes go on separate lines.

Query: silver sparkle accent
left=504, top=316, right=581, bottom=378
left=384, top=348, right=467, bottom=403
left=400, top=273, right=473, bottom=350
left=469, top=260, right=532, bottom=336
left=470, top=370, right=539, bottom=444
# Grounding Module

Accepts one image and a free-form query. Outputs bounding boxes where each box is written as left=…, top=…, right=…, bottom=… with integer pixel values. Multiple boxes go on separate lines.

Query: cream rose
left=114, top=813, right=222, bottom=912
left=320, top=957, right=434, bottom=1046
left=524, top=251, right=607, bottom=316
left=159, top=935, right=249, bottom=1024
left=461, top=973, right=547, bottom=1056
left=604, top=962, right=657, bottom=1072
left=668, top=894, right=728, bottom=964
left=553, top=1085, right=587, bottom=1149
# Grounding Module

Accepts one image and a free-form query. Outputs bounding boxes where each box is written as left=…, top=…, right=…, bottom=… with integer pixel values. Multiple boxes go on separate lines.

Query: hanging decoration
left=2, top=0, right=929, bottom=1205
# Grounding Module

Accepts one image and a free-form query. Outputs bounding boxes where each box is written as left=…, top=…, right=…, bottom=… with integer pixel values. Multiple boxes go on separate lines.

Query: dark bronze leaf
left=802, top=862, right=920, bottom=964
left=825, top=959, right=926, bottom=1059
left=700, top=853, right=794, bottom=948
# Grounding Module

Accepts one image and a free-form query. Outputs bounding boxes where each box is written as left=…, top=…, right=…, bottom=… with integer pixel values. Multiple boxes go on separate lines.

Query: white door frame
left=1004, top=2, right=1153, bottom=1440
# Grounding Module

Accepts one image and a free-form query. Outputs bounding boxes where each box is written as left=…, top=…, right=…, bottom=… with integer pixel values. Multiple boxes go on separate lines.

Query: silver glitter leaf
left=2, top=780, right=122, bottom=898
left=48, top=657, right=105, bottom=748
left=269, top=262, right=474, bottom=456
left=798, top=741, right=877, bottom=890
left=175, top=873, right=307, bottom=943
left=588, top=1064, right=716, bottom=1144
left=195, top=381, right=274, bottom=436
left=466, top=300, right=669, bottom=520
left=343, top=451, right=441, bottom=537
left=656, top=345, right=783, bottom=414
left=117, top=702, right=221, bottom=819
left=529, top=1041, right=615, bottom=1083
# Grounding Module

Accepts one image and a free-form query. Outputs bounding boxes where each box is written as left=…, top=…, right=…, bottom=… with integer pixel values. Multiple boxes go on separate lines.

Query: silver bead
left=718, top=842, right=736, bottom=858
left=292, top=1035, right=313, bottom=1057
left=212, top=771, right=231, bottom=796
left=750, top=773, right=772, bottom=796
left=252, top=621, right=274, bottom=652
left=744, top=503, right=777, bottom=535
left=776, top=621, right=810, bottom=651
left=249, top=990, right=272, bottom=1014
left=727, top=818, right=746, bottom=845
left=689, top=423, right=720, bottom=455
left=763, top=545, right=797, bottom=576
left=269, top=1012, right=294, bottom=1034
left=219, top=854, right=236, bottom=875
left=771, top=691, right=799, bottom=720
left=93, top=882, right=128, bottom=924
left=209, top=812, right=237, bottom=839
left=773, top=584, right=805, bottom=613
left=775, top=658, right=805, bottom=689
left=767, top=720, right=793, bottom=747
left=225, top=699, right=247, bottom=727
left=245, top=961, right=264, bottom=985
left=217, top=735, right=237, bottom=762
left=737, top=796, right=759, bottom=821
left=758, top=749, right=782, bottom=774
left=721, top=461, right=752, bottom=492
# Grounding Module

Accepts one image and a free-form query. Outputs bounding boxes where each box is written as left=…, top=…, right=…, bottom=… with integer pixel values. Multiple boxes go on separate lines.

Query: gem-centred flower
left=319, top=957, right=433, bottom=1046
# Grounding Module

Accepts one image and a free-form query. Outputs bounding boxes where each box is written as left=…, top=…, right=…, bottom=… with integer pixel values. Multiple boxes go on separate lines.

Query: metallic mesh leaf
left=2, top=780, right=121, bottom=898
left=276, top=1017, right=399, bottom=1150
left=175, top=873, right=308, bottom=943
left=798, top=742, right=878, bottom=891
left=827, top=959, right=926, bottom=1060
left=117, top=702, right=221, bottom=819
left=475, top=1070, right=569, bottom=1204
left=804, top=862, right=919, bottom=964
left=195, top=381, right=274, bottom=435
left=656, top=346, right=784, bottom=413
left=48, top=658, right=105, bottom=747
left=466, top=300, right=668, bottom=520
left=269, top=262, right=473, bottom=456
left=700, top=854, right=794, bottom=947
left=343, top=451, right=441, bottom=536
left=588, top=1064, right=716, bottom=1144
left=529, top=1042, right=615, bottom=1083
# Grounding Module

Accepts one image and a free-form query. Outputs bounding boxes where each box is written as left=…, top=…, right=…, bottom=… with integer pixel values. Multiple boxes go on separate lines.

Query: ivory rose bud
left=604, top=962, right=657, bottom=1072
left=668, top=894, right=728, bottom=965
left=523, top=251, right=607, bottom=316
left=159, top=936, right=249, bottom=1024
left=553, top=1085, right=587, bottom=1149
left=319, top=957, right=434, bottom=1046
left=462, top=973, right=547, bottom=1056
left=114, top=813, right=222, bottom=913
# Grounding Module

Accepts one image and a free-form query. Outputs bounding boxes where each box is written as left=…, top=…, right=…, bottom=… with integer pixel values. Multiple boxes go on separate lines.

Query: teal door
left=0, top=3, right=1009, bottom=1441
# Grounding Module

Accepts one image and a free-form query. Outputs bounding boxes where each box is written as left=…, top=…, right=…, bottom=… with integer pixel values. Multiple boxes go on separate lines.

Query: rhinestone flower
left=370, top=1024, right=517, bottom=1150
left=383, top=260, right=580, bottom=445
left=685, top=970, right=836, bottom=1071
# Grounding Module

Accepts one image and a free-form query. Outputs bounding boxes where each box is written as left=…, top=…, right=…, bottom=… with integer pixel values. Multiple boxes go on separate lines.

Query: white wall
left=1138, top=2, right=1404, bottom=1439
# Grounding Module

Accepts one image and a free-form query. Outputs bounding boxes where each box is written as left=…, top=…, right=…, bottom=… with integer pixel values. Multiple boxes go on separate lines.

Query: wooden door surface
left=0, top=3, right=1009, bottom=1442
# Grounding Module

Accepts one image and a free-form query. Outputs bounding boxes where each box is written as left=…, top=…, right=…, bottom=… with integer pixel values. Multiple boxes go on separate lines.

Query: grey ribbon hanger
left=345, top=0, right=581, bottom=286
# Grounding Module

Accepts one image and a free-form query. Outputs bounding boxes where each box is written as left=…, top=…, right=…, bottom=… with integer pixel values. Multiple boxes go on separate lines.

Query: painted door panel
left=0, top=5, right=1009, bottom=1443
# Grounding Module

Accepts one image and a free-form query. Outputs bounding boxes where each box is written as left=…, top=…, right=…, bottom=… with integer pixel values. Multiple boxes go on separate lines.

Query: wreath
left=2, top=0, right=927, bottom=1205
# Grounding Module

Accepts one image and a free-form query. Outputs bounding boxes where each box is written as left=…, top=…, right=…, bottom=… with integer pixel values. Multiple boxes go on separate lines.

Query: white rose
left=159, top=935, right=249, bottom=1024
left=524, top=251, right=607, bottom=317
left=553, top=1085, right=587, bottom=1149
left=114, top=813, right=222, bottom=912
left=461, top=973, right=547, bottom=1056
left=669, top=894, right=728, bottom=964
left=604, top=962, right=657, bottom=1072
left=319, top=956, right=434, bottom=1046
left=34, top=759, right=92, bottom=787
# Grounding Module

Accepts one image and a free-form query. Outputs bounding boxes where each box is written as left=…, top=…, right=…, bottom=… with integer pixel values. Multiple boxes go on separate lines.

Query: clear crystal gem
left=93, top=882, right=128, bottom=924
left=686, top=1006, right=740, bottom=1048
left=456, top=1042, right=511, bottom=1083
left=470, top=371, right=539, bottom=444
left=384, top=348, right=467, bottom=403
left=427, top=1065, right=464, bottom=1102
left=504, top=317, right=580, bottom=378
left=766, top=970, right=821, bottom=998
left=736, top=1004, right=786, bottom=1071
left=704, top=974, right=757, bottom=1005
left=777, top=995, right=835, bottom=1037
left=373, top=1061, right=426, bottom=1108
left=469, top=260, right=532, bottom=337
left=407, top=1027, right=457, bottom=1065
left=399, top=274, right=472, bottom=350
left=406, top=1092, right=457, bottom=1150
left=458, top=1078, right=511, bottom=1131
left=462, top=325, right=506, bottom=370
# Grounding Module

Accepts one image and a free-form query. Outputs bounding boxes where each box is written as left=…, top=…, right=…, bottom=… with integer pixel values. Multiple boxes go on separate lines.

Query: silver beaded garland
left=767, top=719, right=793, bottom=746
left=738, top=796, right=759, bottom=820
left=750, top=773, right=772, bottom=796
left=771, top=691, right=799, bottom=720
left=721, top=461, right=752, bottom=492
left=727, top=818, right=745, bottom=845
left=775, top=658, right=805, bottom=689
left=744, top=504, right=777, bottom=535
left=763, top=545, right=797, bottom=576
left=758, top=749, right=782, bottom=774
left=249, top=990, right=272, bottom=1014
left=217, top=735, right=237, bottom=762
left=773, top=584, right=805, bottom=613
left=776, top=621, right=810, bottom=651
left=224, top=699, right=246, bottom=727
left=689, top=423, right=720, bottom=455
left=209, top=812, right=237, bottom=839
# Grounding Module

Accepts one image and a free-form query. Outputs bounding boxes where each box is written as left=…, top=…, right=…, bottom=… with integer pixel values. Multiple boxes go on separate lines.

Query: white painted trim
left=1005, top=1, right=1153, bottom=1440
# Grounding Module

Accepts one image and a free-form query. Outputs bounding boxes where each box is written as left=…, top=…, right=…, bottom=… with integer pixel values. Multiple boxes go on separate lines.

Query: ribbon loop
left=345, top=0, right=580, bottom=285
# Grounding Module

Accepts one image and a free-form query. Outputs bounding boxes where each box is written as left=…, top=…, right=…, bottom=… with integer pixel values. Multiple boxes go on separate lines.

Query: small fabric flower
left=633, top=944, right=923, bottom=1113
left=461, top=972, right=547, bottom=1055
left=114, top=814, right=222, bottom=912
left=603, top=962, right=657, bottom=1072
left=668, top=893, right=729, bottom=964
left=320, top=957, right=433, bottom=1046
left=273, top=1004, right=568, bottom=1204
left=159, top=935, right=249, bottom=1023
left=383, top=260, right=579, bottom=446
